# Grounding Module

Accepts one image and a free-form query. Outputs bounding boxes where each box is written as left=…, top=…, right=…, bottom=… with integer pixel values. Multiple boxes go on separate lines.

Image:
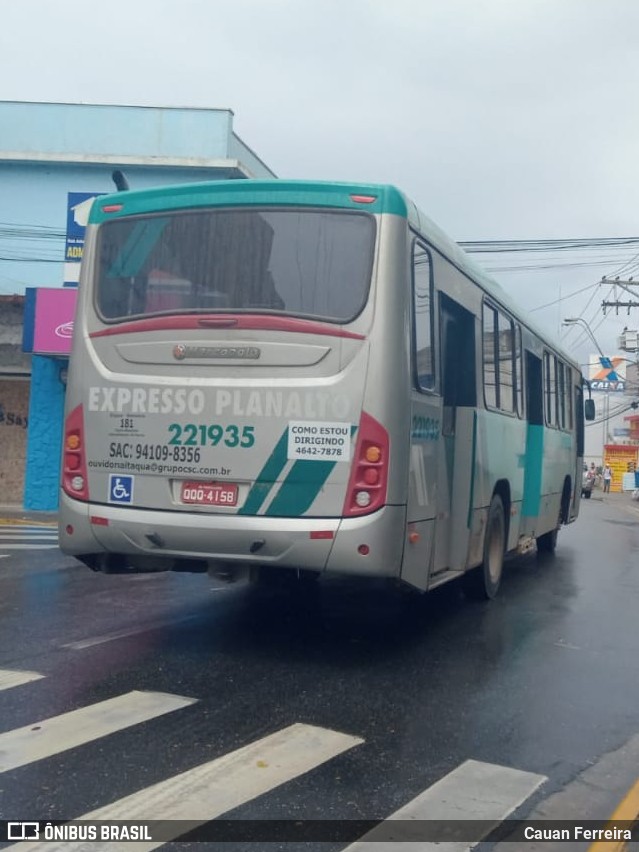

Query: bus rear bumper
left=58, top=491, right=405, bottom=579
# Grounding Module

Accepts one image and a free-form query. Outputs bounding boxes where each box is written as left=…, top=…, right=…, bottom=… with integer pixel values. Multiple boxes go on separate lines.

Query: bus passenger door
left=521, top=351, right=544, bottom=529
left=432, top=295, right=477, bottom=575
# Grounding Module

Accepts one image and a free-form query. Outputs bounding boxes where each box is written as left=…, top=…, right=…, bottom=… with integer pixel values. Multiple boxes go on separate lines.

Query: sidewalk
left=587, top=487, right=639, bottom=513
left=0, top=504, right=58, bottom=525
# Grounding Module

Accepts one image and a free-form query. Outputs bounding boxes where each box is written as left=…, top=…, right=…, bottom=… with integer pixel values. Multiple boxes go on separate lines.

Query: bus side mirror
left=585, top=399, right=595, bottom=421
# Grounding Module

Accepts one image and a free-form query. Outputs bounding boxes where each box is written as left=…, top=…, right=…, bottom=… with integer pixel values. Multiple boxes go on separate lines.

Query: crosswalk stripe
left=61, top=615, right=200, bottom=650
left=343, top=759, right=547, bottom=851
left=0, top=690, right=196, bottom=773
left=0, top=527, right=57, bottom=533
left=0, top=526, right=58, bottom=532
left=0, top=532, right=58, bottom=539
left=5, top=722, right=364, bottom=852
left=0, top=544, right=59, bottom=550
left=0, top=668, right=45, bottom=692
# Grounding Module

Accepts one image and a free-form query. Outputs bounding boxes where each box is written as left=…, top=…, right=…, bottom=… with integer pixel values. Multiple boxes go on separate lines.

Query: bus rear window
left=95, top=208, right=375, bottom=323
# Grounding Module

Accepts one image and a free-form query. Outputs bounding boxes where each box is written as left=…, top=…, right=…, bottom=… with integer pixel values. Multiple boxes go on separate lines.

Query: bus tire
left=463, top=494, right=505, bottom=600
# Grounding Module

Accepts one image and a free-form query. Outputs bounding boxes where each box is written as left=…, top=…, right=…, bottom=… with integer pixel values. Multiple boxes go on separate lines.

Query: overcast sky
left=2, top=0, right=638, bottom=369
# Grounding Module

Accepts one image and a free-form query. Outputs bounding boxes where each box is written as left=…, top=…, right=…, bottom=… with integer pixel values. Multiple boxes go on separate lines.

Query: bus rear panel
left=59, top=184, right=408, bottom=580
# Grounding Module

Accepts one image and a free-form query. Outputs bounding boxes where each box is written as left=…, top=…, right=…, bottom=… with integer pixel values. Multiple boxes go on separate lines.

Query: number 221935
left=168, top=423, right=255, bottom=448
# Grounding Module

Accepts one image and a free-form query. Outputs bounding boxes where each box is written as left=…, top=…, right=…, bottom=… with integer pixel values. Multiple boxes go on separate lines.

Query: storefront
left=0, top=377, right=30, bottom=503
left=602, top=443, right=638, bottom=493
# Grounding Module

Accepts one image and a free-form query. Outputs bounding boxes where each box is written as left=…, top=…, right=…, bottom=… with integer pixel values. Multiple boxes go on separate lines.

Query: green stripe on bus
left=91, top=180, right=409, bottom=223
left=238, top=429, right=289, bottom=516
left=264, top=425, right=358, bottom=517
left=264, top=460, right=336, bottom=517
left=522, top=424, right=544, bottom=517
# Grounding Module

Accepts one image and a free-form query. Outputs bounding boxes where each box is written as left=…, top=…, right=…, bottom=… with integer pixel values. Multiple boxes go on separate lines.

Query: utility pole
left=601, top=276, right=639, bottom=314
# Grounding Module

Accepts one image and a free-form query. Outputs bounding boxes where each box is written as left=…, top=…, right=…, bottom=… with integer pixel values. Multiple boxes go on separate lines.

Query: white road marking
left=0, top=668, right=45, bottom=692
left=0, top=690, right=196, bottom=773
left=0, top=526, right=59, bottom=551
left=0, top=527, right=58, bottom=534
left=5, top=722, right=364, bottom=852
left=61, top=615, right=200, bottom=650
left=0, top=544, right=59, bottom=550
left=344, top=759, right=547, bottom=851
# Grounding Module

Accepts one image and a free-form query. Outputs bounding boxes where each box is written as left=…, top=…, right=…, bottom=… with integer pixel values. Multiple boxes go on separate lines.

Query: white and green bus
left=59, top=180, right=593, bottom=598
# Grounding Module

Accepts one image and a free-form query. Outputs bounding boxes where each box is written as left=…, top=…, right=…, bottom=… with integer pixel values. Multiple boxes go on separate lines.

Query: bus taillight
left=62, top=405, right=89, bottom=501
left=343, top=412, right=389, bottom=517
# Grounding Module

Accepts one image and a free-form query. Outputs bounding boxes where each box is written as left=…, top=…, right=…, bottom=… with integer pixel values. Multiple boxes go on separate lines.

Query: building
left=0, top=100, right=276, bottom=509
left=0, top=295, right=30, bottom=501
left=583, top=353, right=639, bottom=489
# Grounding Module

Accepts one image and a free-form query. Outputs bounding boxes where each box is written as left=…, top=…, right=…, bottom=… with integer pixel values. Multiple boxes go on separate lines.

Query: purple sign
left=32, top=288, right=78, bottom=355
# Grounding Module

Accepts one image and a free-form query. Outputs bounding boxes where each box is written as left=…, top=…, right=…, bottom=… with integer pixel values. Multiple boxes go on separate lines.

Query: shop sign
left=589, top=355, right=627, bottom=392
left=64, top=191, right=104, bottom=285
left=22, top=288, right=78, bottom=356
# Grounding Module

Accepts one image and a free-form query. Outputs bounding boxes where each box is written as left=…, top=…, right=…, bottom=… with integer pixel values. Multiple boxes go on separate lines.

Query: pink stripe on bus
left=90, top=315, right=365, bottom=340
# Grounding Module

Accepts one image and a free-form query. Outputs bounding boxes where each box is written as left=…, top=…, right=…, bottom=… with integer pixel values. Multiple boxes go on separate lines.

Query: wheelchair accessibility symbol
left=108, top=474, right=134, bottom=504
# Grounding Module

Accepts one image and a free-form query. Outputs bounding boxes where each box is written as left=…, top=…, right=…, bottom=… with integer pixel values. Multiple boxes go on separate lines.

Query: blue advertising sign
left=64, top=192, right=104, bottom=285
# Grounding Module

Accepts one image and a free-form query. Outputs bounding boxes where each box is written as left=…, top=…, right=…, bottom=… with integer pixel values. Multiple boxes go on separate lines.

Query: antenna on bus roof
left=112, top=170, right=129, bottom=192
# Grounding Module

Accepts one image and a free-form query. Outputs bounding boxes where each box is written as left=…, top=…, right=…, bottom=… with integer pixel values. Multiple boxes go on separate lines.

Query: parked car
left=582, top=467, right=594, bottom=498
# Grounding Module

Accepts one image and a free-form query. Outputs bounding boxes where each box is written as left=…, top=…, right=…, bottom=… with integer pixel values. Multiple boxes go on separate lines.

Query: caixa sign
left=22, top=288, right=78, bottom=356
left=591, top=380, right=626, bottom=391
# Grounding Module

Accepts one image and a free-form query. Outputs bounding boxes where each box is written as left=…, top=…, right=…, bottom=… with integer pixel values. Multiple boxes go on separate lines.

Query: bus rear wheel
left=463, top=494, right=505, bottom=600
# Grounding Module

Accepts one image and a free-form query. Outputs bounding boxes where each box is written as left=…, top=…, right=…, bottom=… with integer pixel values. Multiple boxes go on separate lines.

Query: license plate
left=180, top=481, right=238, bottom=507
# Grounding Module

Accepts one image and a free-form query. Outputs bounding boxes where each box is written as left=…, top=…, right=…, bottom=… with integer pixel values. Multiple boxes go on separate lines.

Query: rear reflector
left=62, top=405, right=89, bottom=501
left=90, top=516, right=109, bottom=526
left=343, top=411, right=389, bottom=517
left=310, top=530, right=334, bottom=540
left=102, top=204, right=123, bottom=213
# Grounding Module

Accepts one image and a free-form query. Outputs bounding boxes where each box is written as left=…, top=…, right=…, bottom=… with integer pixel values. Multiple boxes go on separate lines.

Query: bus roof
left=90, top=179, right=579, bottom=369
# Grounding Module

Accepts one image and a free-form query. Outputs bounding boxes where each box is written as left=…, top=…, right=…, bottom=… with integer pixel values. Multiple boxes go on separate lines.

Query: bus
left=58, top=180, right=594, bottom=599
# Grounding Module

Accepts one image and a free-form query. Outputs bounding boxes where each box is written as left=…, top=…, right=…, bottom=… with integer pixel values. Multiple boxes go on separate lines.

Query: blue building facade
left=1, top=101, right=276, bottom=510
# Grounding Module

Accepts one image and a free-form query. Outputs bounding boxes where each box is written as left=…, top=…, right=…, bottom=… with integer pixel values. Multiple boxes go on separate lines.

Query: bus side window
left=440, top=293, right=476, bottom=408
left=526, top=351, right=543, bottom=426
left=483, top=302, right=498, bottom=408
left=543, top=351, right=554, bottom=425
left=498, top=311, right=515, bottom=413
left=412, top=240, right=435, bottom=391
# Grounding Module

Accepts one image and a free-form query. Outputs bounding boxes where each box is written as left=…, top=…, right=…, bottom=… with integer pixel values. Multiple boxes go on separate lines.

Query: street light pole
left=562, top=317, right=608, bottom=466
left=562, top=317, right=605, bottom=358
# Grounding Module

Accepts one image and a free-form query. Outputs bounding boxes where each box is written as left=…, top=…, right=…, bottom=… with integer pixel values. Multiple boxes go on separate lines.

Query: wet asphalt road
left=0, top=493, right=638, bottom=850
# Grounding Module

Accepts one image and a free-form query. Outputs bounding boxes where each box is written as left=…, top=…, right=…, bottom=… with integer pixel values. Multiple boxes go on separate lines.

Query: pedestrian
left=603, top=464, right=612, bottom=493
